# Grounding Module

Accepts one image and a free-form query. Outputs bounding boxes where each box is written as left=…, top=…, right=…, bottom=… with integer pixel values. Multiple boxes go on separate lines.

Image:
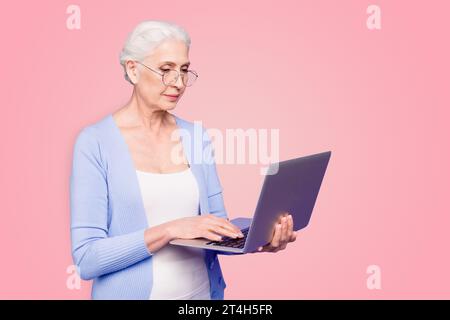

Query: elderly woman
left=70, top=20, right=297, bottom=300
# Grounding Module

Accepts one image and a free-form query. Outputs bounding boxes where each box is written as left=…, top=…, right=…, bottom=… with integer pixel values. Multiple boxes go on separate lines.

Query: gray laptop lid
left=243, top=151, right=331, bottom=253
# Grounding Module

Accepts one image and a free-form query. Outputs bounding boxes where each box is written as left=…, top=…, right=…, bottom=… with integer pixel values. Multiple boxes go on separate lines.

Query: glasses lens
left=163, top=70, right=178, bottom=86
left=163, top=70, right=197, bottom=86
left=184, top=71, right=197, bottom=87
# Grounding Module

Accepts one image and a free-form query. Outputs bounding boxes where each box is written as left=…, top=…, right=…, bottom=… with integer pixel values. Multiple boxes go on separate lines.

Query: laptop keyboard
left=205, top=228, right=249, bottom=249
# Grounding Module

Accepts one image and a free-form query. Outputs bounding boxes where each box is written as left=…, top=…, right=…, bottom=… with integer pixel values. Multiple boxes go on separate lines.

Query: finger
left=224, top=222, right=244, bottom=237
left=218, top=220, right=244, bottom=237
left=290, top=231, right=297, bottom=242
left=280, top=216, right=288, bottom=243
left=279, top=212, right=288, bottom=225
left=207, top=217, right=237, bottom=235
left=204, top=231, right=223, bottom=241
left=268, top=245, right=277, bottom=252
left=258, top=244, right=271, bottom=253
left=271, top=223, right=282, bottom=248
left=212, top=225, right=242, bottom=239
left=287, top=214, right=294, bottom=240
left=257, top=241, right=272, bottom=252
left=278, top=214, right=284, bottom=224
left=254, top=245, right=268, bottom=253
left=210, top=215, right=243, bottom=236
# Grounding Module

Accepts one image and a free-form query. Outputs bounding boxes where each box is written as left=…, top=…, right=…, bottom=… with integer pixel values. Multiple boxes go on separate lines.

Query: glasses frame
left=135, top=60, right=198, bottom=87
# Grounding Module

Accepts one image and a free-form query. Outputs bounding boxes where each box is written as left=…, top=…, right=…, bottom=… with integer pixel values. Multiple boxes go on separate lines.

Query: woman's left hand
left=255, top=213, right=297, bottom=253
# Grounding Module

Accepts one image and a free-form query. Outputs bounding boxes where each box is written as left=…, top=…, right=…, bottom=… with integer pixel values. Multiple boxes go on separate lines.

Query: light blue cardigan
left=70, top=113, right=239, bottom=300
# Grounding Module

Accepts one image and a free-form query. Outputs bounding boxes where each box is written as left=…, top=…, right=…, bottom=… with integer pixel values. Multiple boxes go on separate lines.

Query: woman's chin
left=161, top=103, right=177, bottom=110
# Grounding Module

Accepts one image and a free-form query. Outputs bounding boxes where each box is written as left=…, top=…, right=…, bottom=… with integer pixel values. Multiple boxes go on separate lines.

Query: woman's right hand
left=167, top=214, right=244, bottom=241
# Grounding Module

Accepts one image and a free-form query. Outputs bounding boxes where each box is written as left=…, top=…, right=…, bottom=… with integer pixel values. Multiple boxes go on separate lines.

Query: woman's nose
left=173, top=72, right=185, bottom=88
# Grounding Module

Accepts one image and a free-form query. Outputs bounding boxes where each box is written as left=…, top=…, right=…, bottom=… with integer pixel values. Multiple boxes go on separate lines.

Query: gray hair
left=119, top=20, right=191, bottom=85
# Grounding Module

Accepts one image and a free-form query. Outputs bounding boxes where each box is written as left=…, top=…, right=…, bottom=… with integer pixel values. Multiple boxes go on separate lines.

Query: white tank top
left=135, top=167, right=211, bottom=300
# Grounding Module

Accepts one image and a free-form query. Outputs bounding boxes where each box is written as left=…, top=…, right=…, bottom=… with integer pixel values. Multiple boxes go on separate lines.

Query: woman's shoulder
left=76, top=114, right=115, bottom=140
left=72, top=113, right=117, bottom=157
left=173, top=113, right=211, bottom=139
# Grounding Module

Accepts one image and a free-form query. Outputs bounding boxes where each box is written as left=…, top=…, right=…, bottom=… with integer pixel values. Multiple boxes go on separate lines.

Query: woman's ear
left=126, top=60, right=140, bottom=84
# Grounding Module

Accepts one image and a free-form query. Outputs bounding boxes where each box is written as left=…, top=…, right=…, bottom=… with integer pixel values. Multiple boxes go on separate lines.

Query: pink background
left=1, top=0, right=449, bottom=299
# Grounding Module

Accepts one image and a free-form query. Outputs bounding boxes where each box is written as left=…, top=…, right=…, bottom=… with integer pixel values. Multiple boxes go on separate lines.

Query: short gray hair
left=119, top=20, right=191, bottom=85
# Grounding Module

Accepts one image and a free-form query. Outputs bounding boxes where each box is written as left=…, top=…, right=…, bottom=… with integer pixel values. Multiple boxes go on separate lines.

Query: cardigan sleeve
left=70, top=128, right=152, bottom=280
left=202, top=127, right=227, bottom=219
left=202, top=128, right=244, bottom=256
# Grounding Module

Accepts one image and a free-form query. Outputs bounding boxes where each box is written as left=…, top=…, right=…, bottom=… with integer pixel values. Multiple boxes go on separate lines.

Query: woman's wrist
left=144, top=221, right=177, bottom=253
left=164, top=220, right=178, bottom=241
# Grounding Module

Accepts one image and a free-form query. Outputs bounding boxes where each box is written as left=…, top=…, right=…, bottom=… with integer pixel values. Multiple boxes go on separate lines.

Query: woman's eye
left=161, top=69, right=189, bottom=73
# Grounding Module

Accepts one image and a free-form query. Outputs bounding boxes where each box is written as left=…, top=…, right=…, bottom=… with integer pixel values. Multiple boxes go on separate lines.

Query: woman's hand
left=255, top=213, right=297, bottom=253
left=167, top=214, right=244, bottom=242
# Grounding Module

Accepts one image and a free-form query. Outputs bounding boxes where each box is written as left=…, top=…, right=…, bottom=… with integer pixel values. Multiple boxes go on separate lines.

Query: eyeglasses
left=135, top=61, right=198, bottom=87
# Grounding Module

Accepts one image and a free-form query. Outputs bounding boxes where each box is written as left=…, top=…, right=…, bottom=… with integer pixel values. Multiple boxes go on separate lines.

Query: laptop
left=169, top=151, right=331, bottom=254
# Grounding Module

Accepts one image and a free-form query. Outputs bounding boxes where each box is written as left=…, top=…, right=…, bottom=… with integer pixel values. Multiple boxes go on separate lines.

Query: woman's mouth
left=163, top=94, right=179, bottom=101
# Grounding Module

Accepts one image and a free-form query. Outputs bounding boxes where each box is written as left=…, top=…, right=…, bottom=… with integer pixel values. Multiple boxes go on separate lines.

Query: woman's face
left=129, top=38, right=190, bottom=111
